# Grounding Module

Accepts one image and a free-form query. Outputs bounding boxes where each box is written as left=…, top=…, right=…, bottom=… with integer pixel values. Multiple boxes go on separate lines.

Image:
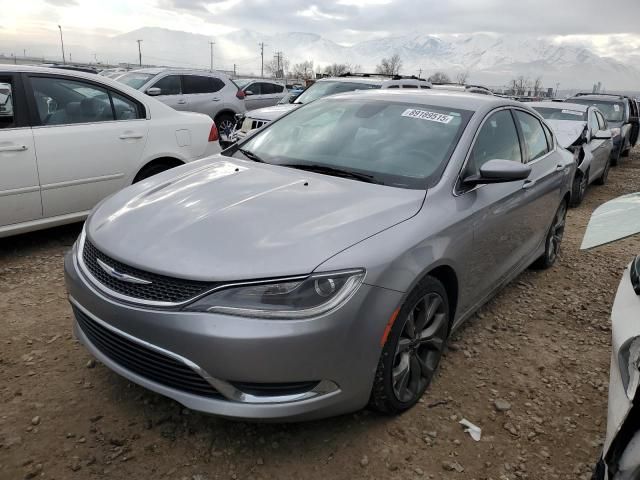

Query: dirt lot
left=2, top=151, right=640, bottom=480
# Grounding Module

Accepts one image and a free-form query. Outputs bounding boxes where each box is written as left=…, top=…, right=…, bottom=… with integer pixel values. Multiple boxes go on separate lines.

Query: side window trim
left=509, top=108, right=528, bottom=164
left=22, top=73, right=146, bottom=127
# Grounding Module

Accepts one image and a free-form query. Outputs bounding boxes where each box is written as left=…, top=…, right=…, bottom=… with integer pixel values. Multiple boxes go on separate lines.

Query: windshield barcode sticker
left=402, top=109, right=453, bottom=124
left=561, top=109, right=583, bottom=116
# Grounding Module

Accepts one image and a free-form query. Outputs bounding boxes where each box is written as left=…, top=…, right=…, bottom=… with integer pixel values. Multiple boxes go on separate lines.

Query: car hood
left=87, top=157, right=425, bottom=281
left=546, top=120, right=586, bottom=149
left=245, top=104, right=298, bottom=121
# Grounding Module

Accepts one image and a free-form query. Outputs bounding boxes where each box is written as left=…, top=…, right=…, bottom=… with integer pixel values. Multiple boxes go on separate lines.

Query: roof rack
left=338, top=72, right=395, bottom=78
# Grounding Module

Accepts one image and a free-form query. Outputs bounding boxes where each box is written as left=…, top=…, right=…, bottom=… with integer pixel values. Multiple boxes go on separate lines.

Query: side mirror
left=146, top=87, right=162, bottom=96
left=244, top=90, right=254, bottom=96
left=463, top=159, right=531, bottom=187
left=594, top=130, right=612, bottom=140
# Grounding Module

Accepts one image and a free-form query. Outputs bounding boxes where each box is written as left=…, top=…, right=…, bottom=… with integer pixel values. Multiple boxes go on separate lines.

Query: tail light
left=208, top=123, right=219, bottom=142
left=236, top=89, right=246, bottom=100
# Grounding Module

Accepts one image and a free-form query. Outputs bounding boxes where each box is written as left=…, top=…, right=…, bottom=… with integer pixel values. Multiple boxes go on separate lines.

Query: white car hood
left=245, top=104, right=298, bottom=121
left=546, top=119, right=586, bottom=149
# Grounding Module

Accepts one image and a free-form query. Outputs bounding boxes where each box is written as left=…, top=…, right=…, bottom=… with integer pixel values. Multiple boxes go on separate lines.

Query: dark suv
left=566, top=93, right=639, bottom=165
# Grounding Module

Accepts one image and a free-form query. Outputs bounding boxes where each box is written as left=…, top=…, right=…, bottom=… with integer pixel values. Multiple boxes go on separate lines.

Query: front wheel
left=369, top=276, right=449, bottom=414
left=569, top=170, right=588, bottom=208
left=531, top=200, right=567, bottom=270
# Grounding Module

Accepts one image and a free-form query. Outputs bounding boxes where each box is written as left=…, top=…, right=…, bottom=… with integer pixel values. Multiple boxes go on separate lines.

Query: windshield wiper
left=237, top=147, right=265, bottom=163
left=281, top=163, right=381, bottom=185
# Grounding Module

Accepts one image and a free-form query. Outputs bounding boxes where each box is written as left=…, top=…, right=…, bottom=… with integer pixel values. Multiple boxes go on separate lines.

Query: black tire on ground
left=569, top=169, right=588, bottom=208
left=594, top=159, right=610, bottom=186
left=369, top=276, right=450, bottom=415
left=531, top=200, right=567, bottom=270
left=611, top=145, right=622, bottom=166
left=133, top=162, right=177, bottom=183
left=622, top=148, right=630, bottom=158
left=215, top=113, right=236, bottom=140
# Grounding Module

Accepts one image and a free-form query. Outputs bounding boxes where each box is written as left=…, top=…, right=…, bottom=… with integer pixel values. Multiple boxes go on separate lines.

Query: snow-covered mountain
left=2, top=26, right=638, bottom=89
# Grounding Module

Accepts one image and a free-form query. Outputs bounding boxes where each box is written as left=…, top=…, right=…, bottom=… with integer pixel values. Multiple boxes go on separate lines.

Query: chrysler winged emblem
left=96, top=258, right=152, bottom=285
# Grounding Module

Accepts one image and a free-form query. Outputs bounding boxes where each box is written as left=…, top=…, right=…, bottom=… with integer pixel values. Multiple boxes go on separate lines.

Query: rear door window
left=514, top=110, right=550, bottom=162
left=0, top=79, right=15, bottom=129
left=183, top=75, right=224, bottom=94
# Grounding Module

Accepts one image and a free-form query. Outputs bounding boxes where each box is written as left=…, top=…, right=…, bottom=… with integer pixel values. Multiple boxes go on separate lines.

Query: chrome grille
left=82, top=239, right=218, bottom=304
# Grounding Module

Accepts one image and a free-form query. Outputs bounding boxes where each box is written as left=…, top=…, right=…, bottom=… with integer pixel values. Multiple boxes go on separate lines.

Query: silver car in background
left=530, top=101, right=613, bottom=207
left=233, top=78, right=287, bottom=110
left=65, top=91, right=574, bottom=421
left=118, top=68, right=246, bottom=137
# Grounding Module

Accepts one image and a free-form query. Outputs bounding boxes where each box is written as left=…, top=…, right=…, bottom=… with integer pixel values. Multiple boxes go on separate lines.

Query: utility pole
left=555, top=82, right=560, bottom=98
left=208, top=41, right=215, bottom=71
left=273, top=51, right=283, bottom=78
left=418, top=68, right=422, bottom=78
left=136, top=39, right=143, bottom=67
left=58, top=25, right=66, bottom=64
left=259, top=42, right=266, bottom=78
left=233, top=64, right=237, bottom=77
left=23, top=49, right=26, bottom=58
left=69, top=53, right=72, bottom=63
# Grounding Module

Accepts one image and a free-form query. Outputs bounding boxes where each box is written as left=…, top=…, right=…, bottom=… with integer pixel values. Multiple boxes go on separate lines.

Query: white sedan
left=0, top=65, right=220, bottom=238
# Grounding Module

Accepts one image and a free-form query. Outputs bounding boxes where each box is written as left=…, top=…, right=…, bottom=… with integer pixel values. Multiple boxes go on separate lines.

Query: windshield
left=233, top=97, right=472, bottom=189
left=293, top=81, right=380, bottom=105
left=570, top=99, right=625, bottom=123
left=117, top=72, right=155, bottom=89
left=533, top=107, right=587, bottom=121
left=582, top=193, right=640, bottom=249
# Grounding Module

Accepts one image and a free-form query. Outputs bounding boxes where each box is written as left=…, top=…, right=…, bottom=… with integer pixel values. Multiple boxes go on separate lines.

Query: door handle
left=177, top=100, right=187, bottom=105
left=211, top=97, right=221, bottom=102
left=119, top=133, right=144, bottom=140
left=522, top=180, right=536, bottom=190
left=555, top=164, right=565, bottom=171
left=0, top=144, right=28, bottom=152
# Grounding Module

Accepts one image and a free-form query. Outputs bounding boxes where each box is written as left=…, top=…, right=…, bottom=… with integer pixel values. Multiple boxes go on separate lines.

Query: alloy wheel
left=392, top=292, right=448, bottom=403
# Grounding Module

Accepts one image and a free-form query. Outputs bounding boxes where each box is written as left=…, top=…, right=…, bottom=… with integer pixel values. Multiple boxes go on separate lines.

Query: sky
left=3, top=0, right=640, bottom=49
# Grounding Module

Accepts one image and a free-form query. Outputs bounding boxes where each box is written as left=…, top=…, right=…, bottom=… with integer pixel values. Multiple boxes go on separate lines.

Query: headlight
left=619, top=336, right=640, bottom=400
left=184, top=269, right=365, bottom=319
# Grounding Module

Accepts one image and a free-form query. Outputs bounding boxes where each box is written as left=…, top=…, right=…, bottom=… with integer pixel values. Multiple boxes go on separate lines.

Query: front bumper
left=64, top=247, right=401, bottom=421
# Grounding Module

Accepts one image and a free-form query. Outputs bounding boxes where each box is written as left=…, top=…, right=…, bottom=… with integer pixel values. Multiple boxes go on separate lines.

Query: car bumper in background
left=64, top=247, right=401, bottom=421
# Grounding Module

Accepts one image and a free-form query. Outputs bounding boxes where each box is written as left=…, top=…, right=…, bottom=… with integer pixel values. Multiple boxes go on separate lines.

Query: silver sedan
left=65, top=90, right=574, bottom=420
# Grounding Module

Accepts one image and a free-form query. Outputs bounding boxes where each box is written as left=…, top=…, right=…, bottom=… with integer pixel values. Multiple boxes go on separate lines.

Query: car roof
left=327, top=89, right=520, bottom=112
left=569, top=94, right=626, bottom=103
left=0, top=63, right=104, bottom=80
left=125, top=67, right=229, bottom=77
left=318, top=76, right=389, bottom=85
left=528, top=101, right=589, bottom=112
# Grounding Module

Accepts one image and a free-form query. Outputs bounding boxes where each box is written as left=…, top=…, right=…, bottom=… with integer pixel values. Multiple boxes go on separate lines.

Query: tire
left=622, top=148, right=630, bottom=158
left=215, top=113, right=236, bottom=140
left=133, top=162, right=176, bottom=183
left=369, top=276, right=450, bottom=415
left=569, top=170, right=588, bottom=208
left=594, top=160, right=610, bottom=186
left=611, top=145, right=622, bottom=166
left=531, top=200, right=567, bottom=270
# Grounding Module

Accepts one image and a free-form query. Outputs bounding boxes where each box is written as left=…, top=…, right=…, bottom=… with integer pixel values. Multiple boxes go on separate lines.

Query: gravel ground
left=2, top=150, right=640, bottom=480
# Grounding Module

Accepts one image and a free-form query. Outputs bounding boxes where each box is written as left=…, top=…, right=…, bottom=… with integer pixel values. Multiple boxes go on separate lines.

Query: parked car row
left=0, top=65, right=220, bottom=238
left=64, top=89, right=576, bottom=421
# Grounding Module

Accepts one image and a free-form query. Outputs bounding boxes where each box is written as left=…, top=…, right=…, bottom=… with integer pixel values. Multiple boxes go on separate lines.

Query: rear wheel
left=611, top=145, right=622, bottom=166
left=569, top=169, right=588, bottom=208
left=215, top=113, right=236, bottom=140
left=369, top=276, right=449, bottom=414
left=531, top=200, right=567, bottom=270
